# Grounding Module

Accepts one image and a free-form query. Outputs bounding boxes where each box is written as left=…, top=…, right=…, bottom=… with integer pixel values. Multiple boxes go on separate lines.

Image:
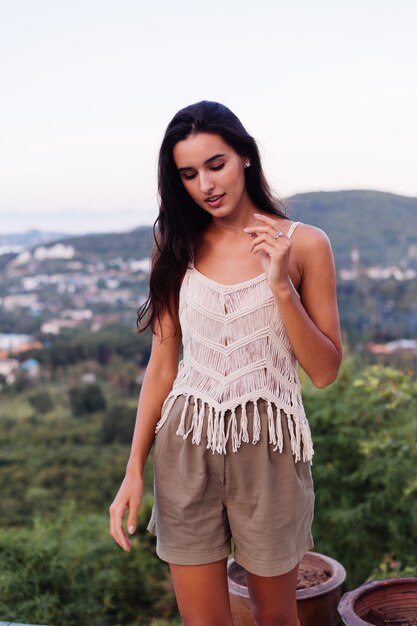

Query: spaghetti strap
left=287, top=221, right=301, bottom=239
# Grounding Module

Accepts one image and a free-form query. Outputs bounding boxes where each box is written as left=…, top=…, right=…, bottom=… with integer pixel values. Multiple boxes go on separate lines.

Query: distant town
left=0, top=238, right=150, bottom=386
left=1, top=231, right=417, bottom=387
left=339, top=245, right=417, bottom=282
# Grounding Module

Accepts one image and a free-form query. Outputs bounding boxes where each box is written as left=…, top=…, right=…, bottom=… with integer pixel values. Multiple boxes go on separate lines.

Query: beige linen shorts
left=147, top=396, right=315, bottom=577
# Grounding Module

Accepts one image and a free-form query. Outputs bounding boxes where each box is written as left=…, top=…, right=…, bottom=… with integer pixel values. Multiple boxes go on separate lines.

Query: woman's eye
left=211, top=163, right=225, bottom=172
left=182, top=172, right=196, bottom=181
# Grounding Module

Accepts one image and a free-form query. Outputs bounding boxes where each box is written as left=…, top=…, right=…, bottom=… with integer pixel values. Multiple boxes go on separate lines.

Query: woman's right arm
left=109, top=310, right=182, bottom=551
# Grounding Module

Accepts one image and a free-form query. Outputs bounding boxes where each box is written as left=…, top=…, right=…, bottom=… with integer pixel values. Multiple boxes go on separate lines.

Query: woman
left=110, top=101, right=342, bottom=626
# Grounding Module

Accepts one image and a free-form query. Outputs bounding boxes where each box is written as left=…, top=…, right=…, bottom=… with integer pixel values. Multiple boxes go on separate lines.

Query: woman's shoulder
left=290, top=221, right=331, bottom=248
left=290, top=222, right=335, bottom=276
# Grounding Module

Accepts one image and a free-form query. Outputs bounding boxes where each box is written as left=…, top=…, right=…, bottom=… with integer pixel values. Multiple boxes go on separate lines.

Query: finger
left=109, top=504, right=132, bottom=551
left=249, top=235, right=269, bottom=252
left=251, top=240, right=285, bottom=258
left=249, top=231, right=287, bottom=244
left=244, top=225, right=280, bottom=239
left=250, top=234, right=290, bottom=253
left=109, top=502, right=127, bottom=533
left=243, top=225, right=271, bottom=235
left=253, top=213, right=284, bottom=227
left=110, top=510, right=131, bottom=551
left=246, top=225, right=289, bottom=243
left=113, top=523, right=132, bottom=551
left=127, top=498, right=140, bottom=535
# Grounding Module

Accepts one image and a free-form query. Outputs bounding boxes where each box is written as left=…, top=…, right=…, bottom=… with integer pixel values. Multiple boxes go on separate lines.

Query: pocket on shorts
left=154, top=396, right=186, bottom=451
left=154, top=396, right=210, bottom=494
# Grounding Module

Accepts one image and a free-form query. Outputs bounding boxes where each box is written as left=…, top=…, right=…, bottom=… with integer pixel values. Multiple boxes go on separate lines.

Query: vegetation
left=0, top=354, right=416, bottom=621
left=304, top=357, right=417, bottom=587
left=0, top=365, right=177, bottom=625
left=30, top=325, right=153, bottom=370
left=28, top=389, right=54, bottom=413
left=69, top=382, right=107, bottom=415
left=338, top=276, right=417, bottom=346
left=2, top=192, right=417, bottom=622
left=0, top=502, right=177, bottom=626
left=0, top=378, right=152, bottom=528
left=56, top=225, right=153, bottom=261
left=101, top=403, right=137, bottom=445
left=288, top=189, right=417, bottom=267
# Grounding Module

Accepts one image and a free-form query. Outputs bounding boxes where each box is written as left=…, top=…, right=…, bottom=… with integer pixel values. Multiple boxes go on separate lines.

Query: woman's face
left=172, top=132, right=251, bottom=219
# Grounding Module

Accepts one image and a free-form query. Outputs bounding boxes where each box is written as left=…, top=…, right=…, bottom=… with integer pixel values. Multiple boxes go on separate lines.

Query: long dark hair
left=137, top=100, right=288, bottom=336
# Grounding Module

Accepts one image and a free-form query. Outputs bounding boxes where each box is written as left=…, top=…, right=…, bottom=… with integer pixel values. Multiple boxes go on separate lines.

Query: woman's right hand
left=109, top=470, right=143, bottom=551
left=108, top=308, right=182, bottom=551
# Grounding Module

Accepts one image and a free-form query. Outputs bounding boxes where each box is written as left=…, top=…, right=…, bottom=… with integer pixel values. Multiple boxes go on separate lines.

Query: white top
left=156, top=221, right=313, bottom=462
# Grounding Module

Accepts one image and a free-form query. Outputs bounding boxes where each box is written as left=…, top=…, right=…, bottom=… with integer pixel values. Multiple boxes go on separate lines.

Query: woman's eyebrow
left=204, top=153, right=226, bottom=165
left=177, top=153, right=226, bottom=172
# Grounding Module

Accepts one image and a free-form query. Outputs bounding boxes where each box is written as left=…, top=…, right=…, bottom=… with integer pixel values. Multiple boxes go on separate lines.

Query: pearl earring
left=244, top=161, right=251, bottom=168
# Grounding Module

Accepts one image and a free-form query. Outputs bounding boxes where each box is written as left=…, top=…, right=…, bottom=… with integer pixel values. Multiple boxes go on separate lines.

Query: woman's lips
left=205, top=193, right=225, bottom=208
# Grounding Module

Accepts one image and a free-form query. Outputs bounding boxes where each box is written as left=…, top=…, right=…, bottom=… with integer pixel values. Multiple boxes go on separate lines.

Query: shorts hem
left=156, top=540, right=231, bottom=566
left=234, top=538, right=314, bottom=577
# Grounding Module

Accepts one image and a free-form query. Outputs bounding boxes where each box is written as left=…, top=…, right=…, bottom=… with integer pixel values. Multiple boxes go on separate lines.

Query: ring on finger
left=275, top=230, right=284, bottom=239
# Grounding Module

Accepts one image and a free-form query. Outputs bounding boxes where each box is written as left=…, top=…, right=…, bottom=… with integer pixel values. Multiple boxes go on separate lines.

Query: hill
left=61, top=190, right=416, bottom=268
left=0, top=229, right=72, bottom=249
left=3, top=190, right=417, bottom=269
left=54, top=225, right=154, bottom=261
left=287, top=190, right=417, bottom=267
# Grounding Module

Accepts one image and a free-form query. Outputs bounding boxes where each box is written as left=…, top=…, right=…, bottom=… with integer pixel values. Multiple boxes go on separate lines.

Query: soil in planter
left=231, top=563, right=331, bottom=590
left=296, top=564, right=332, bottom=590
left=363, top=609, right=417, bottom=626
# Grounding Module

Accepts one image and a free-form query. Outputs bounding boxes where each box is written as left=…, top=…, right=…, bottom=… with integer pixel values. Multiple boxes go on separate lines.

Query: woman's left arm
left=246, top=216, right=343, bottom=388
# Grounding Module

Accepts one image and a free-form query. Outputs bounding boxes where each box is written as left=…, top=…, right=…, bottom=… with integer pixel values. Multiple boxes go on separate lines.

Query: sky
left=1, top=0, right=416, bottom=234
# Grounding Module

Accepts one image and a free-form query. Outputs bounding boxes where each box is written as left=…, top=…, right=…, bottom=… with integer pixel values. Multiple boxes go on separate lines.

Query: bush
left=369, top=553, right=417, bottom=581
left=28, top=390, right=54, bottom=414
left=304, top=359, right=417, bottom=587
left=100, top=403, right=136, bottom=445
left=69, top=383, right=106, bottom=416
left=0, top=398, right=154, bottom=527
left=0, top=500, right=178, bottom=626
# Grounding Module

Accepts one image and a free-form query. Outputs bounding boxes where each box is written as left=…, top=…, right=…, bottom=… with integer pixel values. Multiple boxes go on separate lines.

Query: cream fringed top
left=155, top=221, right=314, bottom=462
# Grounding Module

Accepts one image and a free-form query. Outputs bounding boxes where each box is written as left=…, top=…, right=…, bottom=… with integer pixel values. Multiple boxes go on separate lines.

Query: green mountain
left=55, top=192, right=417, bottom=345
left=2, top=191, right=416, bottom=345
left=287, top=190, right=417, bottom=268
left=63, top=190, right=417, bottom=269
left=3, top=190, right=416, bottom=269
left=58, top=225, right=154, bottom=261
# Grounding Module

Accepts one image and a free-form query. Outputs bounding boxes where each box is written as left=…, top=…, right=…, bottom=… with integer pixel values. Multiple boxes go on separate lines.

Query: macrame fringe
left=156, top=393, right=314, bottom=461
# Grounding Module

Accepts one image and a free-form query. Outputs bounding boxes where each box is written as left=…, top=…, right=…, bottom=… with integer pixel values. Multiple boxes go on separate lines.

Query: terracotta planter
left=227, top=551, right=346, bottom=626
left=338, top=577, right=417, bottom=625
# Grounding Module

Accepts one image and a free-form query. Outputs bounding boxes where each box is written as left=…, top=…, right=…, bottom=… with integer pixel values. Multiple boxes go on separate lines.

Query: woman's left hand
left=245, top=212, right=343, bottom=387
left=243, top=213, right=292, bottom=293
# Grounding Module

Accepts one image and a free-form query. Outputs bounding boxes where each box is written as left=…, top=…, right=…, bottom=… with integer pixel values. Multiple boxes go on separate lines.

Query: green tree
left=28, top=390, right=54, bottom=413
left=0, top=501, right=178, bottom=626
left=100, top=403, right=136, bottom=445
left=69, top=383, right=106, bottom=416
left=304, top=359, right=417, bottom=587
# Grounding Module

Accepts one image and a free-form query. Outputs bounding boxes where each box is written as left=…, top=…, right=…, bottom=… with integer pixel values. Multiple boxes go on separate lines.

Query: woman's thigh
left=169, top=558, right=234, bottom=626
left=246, top=563, right=300, bottom=626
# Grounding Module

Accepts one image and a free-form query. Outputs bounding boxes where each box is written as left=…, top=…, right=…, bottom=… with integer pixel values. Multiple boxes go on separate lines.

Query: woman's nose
left=199, top=172, right=214, bottom=194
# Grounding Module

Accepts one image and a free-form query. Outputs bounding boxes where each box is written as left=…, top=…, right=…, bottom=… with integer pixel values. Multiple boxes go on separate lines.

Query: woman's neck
left=210, top=209, right=260, bottom=233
